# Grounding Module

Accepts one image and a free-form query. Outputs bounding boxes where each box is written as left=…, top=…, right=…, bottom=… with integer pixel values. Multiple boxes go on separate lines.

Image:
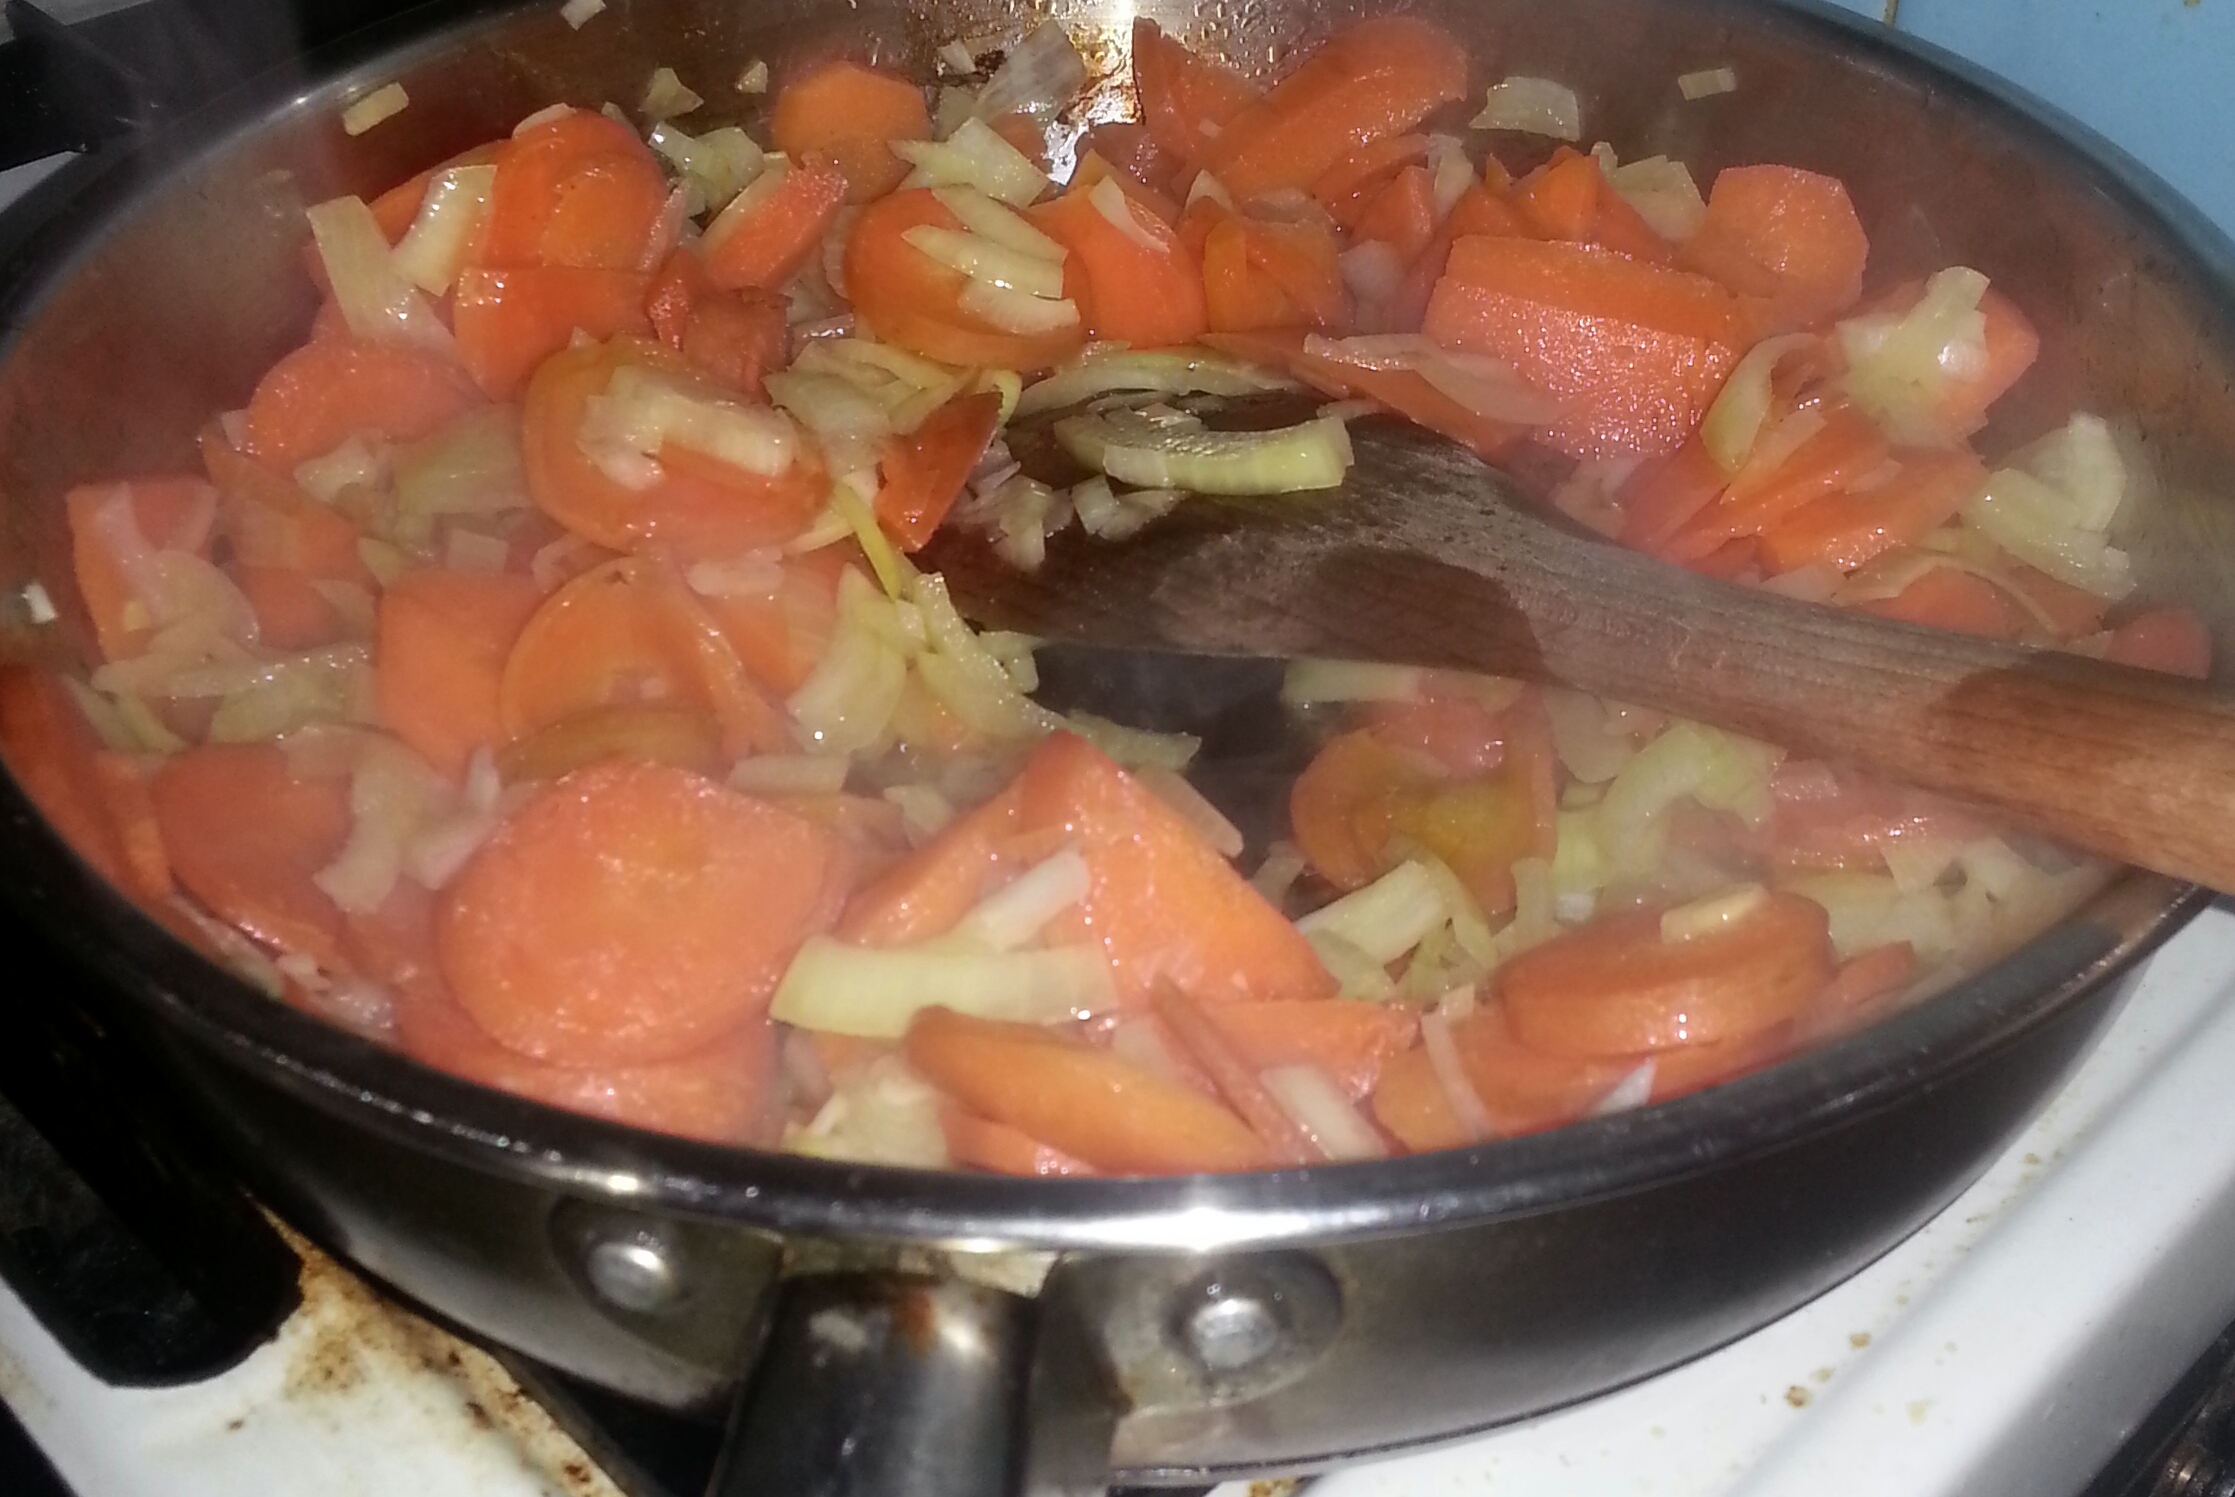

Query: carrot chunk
left=479, top=109, right=668, bottom=271
left=902, top=1006, right=1271, bottom=1175
left=1679, top=164, right=1869, bottom=328
left=1132, top=18, right=1262, bottom=173
left=436, top=760, right=847, bottom=1066
left=939, top=1103, right=1101, bottom=1177
left=1372, top=1001, right=1633, bottom=1149
left=1755, top=448, right=1988, bottom=577
left=452, top=265, right=652, bottom=399
left=65, top=477, right=218, bottom=661
left=150, top=743, right=354, bottom=965
left=242, top=334, right=483, bottom=471
left=2104, top=607, right=2213, bottom=679
left=1202, top=997, right=1419, bottom=1101
left=376, top=568, right=544, bottom=779
left=1031, top=182, right=1209, bottom=349
left=701, top=158, right=850, bottom=291
left=770, top=61, right=931, bottom=202
left=873, top=391, right=1004, bottom=551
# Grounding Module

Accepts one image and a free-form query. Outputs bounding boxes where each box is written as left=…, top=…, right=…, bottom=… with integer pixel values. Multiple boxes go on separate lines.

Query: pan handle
left=705, top=1268, right=1119, bottom=1497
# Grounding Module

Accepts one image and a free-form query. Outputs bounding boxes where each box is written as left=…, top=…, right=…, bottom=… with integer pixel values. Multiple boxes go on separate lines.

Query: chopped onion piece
left=1838, top=265, right=1990, bottom=445
left=1251, top=840, right=1309, bottom=904
left=293, top=435, right=386, bottom=504
left=895, top=117, right=1049, bottom=206
left=971, top=21, right=1087, bottom=121
left=701, top=154, right=795, bottom=257
left=390, top=163, right=497, bottom=295
left=394, top=407, right=530, bottom=525
left=513, top=102, right=575, bottom=136
left=1962, top=467, right=2133, bottom=599
left=1541, top=686, right=1636, bottom=784
left=1678, top=66, right=1738, bottom=99
left=1424, top=134, right=1475, bottom=221
left=1297, top=860, right=1448, bottom=966
left=1186, top=171, right=1234, bottom=210
left=771, top=935, right=1113, bottom=1038
left=314, top=737, right=451, bottom=913
left=579, top=364, right=798, bottom=479
left=341, top=82, right=409, bottom=136
left=1281, top=658, right=1426, bottom=706
left=1605, top=154, right=1708, bottom=244
left=1420, top=1012, right=1496, bottom=1142
left=903, top=224, right=1068, bottom=296
left=788, top=570, right=909, bottom=756
left=686, top=550, right=785, bottom=599
left=1058, top=710, right=1199, bottom=773
left=641, top=66, right=703, bottom=119
left=785, top=1055, right=949, bottom=1168
left=305, top=195, right=457, bottom=358
left=1263, top=1066, right=1388, bottom=1162
left=1017, top=348, right=1292, bottom=417
left=1055, top=407, right=1353, bottom=494
left=2011, top=413, right=2127, bottom=532
left=729, top=754, right=852, bottom=796
left=650, top=123, right=765, bottom=215
left=1471, top=75, right=1581, bottom=140
left=883, top=782, right=957, bottom=843
left=559, top=0, right=604, bottom=27
left=1591, top=1062, right=1657, bottom=1116
left=1700, top=333, right=1818, bottom=472
left=444, top=529, right=511, bottom=573
left=736, top=59, right=769, bottom=94
left=1338, top=240, right=1405, bottom=305
left=1660, top=882, right=1769, bottom=942
left=938, top=39, right=978, bottom=74
left=953, top=847, right=1091, bottom=950
left=958, top=279, right=1080, bottom=335
left=930, top=185, right=1067, bottom=260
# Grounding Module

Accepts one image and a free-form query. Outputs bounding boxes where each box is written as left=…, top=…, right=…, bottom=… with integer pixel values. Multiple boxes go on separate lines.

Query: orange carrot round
left=1132, top=18, right=1262, bottom=173
left=436, top=760, right=848, bottom=1067
left=242, top=334, right=483, bottom=471
left=1500, top=891, right=1835, bottom=1057
left=2104, top=606, right=2213, bottom=679
left=149, top=743, right=354, bottom=966
left=478, top=109, right=668, bottom=271
left=770, top=61, right=931, bottom=202
left=377, top=567, right=545, bottom=779
left=873, top=390, right=1004, bottom=551
left=519, top=335, right=827, bottom=557
left=902, top=1006, right=1271, bottom=1175
left=844, top=189, right=1088, bottom=372
left=452, top=265, right=651, bottom=399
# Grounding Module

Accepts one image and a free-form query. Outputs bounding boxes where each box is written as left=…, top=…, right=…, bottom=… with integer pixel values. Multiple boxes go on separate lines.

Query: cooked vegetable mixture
left=0, top=14, right=2211, bottom=1174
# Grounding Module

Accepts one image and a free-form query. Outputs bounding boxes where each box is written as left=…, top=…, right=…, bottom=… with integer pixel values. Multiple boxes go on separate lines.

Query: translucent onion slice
left=1420, top=1011, right=1496, bottom=1142
left=390, top=163, right=496, bottom=295
left=579, top=364, right=798, bottom=478
left=894, top=117, right=1049, bottom=207
left=1471, top=75, right=1581, bottom=140
left=1296, top=860, right=1450, bottom=966
left=1262, top=1065, right=1389, bottom=1162
left=1088, top=177, right=1161, bottom=252
left=903, top=224, right=1068, bottom=296
left=1837, top=265, right=1990, bottom=445
left=970, top=21, right=1087, bottom=122
left=1338, top=241, right=1405, bottom=305
left=341, top=82, right=408, bottom=136
left=951, top=847, right=1091, bottom=951
left=930, top=185, right=1067, bottom=261
left=958, top=278, right=1080, bottom=335
left=1678, top=66, right=1738, bottom=99
left=787, top=570, right=909, bottom=755
left=641, top=65, right=703, bottom=120
left=1700, top=333, right=1819, bottom=472
left=1604, top=154, right=1707, bottom=243
left=305, top=195, right=456, bottom=358
left=1280, top=657, right=1427, bottom=706
left=1055, top=407, right=1353, bottom=494
left=1660, top=881, right=1770, bottom=943
left=770, top=936, right=1113, bottom=1038
left=1016, top=348, right=1292, bottom=417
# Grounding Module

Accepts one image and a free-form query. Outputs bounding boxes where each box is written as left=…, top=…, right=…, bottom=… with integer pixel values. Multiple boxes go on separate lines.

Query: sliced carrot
left=693, top=545, right=849, bottom=695
left=1246, top=215, right=1350, bottom=331
left=1202, top=328, right=1528, bottom=460
left=479, top=109, right=668, bottom=271
left=149, top=743, right=354, bottom=965
left=1204, top=998, right=1420, bottom=1101
left=201, top=430, right=371, bottom=585
left=397, top=980, right=781, bottom=1144
left=494, top=703, right=723, bottom=783
left=64, top=477, right=218, bottom=661
left=1613, top=437, right=1726, bottom=553
left=1659, top=402, right=1892, bottom=562
left=1511, top=148, right=1671, bottom=263
left=1200, top=214, right=1303, bottom=331
left=1132, top=18, right=1262, bottom=174
left=0, top=668, right=135, bottom=892
left=1016, top=732, right=1337, bottom=1008
left=1031, top=182, right=1208, bottom=349
left=1678, top=165, right=1869, bottom=328
left=376, top=567, right=543, bottom=778
left=702, top=158, right=850, bottom=292
left=1646, top=1021, right=1798, bottom=1102
left=437, top=759, right=846, bottom=1065
left=770, top=61, right=930, bottom=202
left=843, top=188, right=1088, bottom=371
left=519, top=335, right=827, bottom=557
left=497, top=555, right=782, bottom=760
left=1817, top=940, right=1920, bottom=1017
left=1351, top=164, right=1437, bottom=264
left=1206, top=17, right=1469, bottom=201
left=241, top=333, right=484, bottom=472
left=1755, top=448, right=1987, bottom=577
left=451, top=265, right=651, bottom=399
left=231, top=562, right=349, bottom=650
left=1764, top=762, right=1996, bottom=873
left=1500, top=891, right=1836, bottom=1057
left=1373, top=1001, right=1634, bottom=1150
left=2104, top=606, right=2213, bottom=679
left=831, top=782, right=1026, bottom=947
left=1287, top=726, right=1413, bottom=891
left=644, top=246, right=791, bottom=397
left=903, top=1006, right=1270, bottom=1175
left=1851, top=562, right=2030, bottom=642
left=874, top=390, right=1003, bottom=551
left=1151, top=983, right=1318, bottom=1164
left=1424, top=237, right=1748, bottom=459
left=1312, top=133, right=1430, bottom=229
left=939, top=1103, right=1100, bottom=1177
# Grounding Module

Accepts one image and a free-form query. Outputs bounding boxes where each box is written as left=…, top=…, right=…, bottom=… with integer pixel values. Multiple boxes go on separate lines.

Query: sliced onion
left=314, top=737, right=452, bottom=914
left=1660, top=882, right=1769, bottom=942
left=736, top=59, right=769, bottom=95
left=389, top=163, right=496, bottom=295
left=930, top=185, right=1066, bottom=260
left=340, top=82, right=408, bottom=136
left=1837, top=265, right=1990, bottom=444
left=1700, top=333, right=1819, bottom=472
left=1135, top=765, right=1244, bottom=858
left=650, top=123, right=765, bottom=215
left=1262, top=1066, right=1388, bottom=1162
left=1088, top=177, right=1162, bottom=252
left=511, top=102, right=574, bottom=136
left=305, top=195, right=456, bottom=358
left=894, top=117, right=1048, bottom=206
left=1338, top=240, right=1405, bottom=305
left=971, top=21, right=1087, bottom=121
left=787, top=570, right=909, bottom=756
left=641, top=65, right=703, bottom=119
left=1017, top=348, right=1292, bottom=417
left=1678, top=66, right=1738, bottom=100
left=1420, top=1011, right=1496, bottom=1142
left=1281, top=657, right=1427, bottom=706
left=958, top=279, right=1080, bottom=335
left=1297, top=860, right=1449, bottom=966
left=771, top=936, right=1112, bottom=1038
left=729, top=754, right=852, bottom=796
left=579, top=364, right=798, bottom=478
left=903, top=224, right=1067, bottom=296
left=953, top=847, right=1091, bottom=950
left=1057, top=710, right=1199, bottom=773
left=1185, top=171, right=1234, bottom=210
left=559, top=0, right=604, bottom=27
left=1591, top=1061, right=1657, bottom=1116
left=1605, top=154, right=1707, bottom=243
left=1471, top=75, right=1581, bottom=140
left=1250, top=841, right=1308, bottom=904
left=701, top=154, right=794, bottom=258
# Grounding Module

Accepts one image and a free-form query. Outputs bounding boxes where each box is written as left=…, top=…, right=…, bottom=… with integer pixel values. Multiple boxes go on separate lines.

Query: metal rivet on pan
left=1178, top=1282, right=1286, bottom=1373
left=584, top=1232, right=683, bottom=1313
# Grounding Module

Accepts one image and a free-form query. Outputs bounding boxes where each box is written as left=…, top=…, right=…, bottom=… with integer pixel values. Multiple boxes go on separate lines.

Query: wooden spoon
left=925, top=418, right=2235, bottom=895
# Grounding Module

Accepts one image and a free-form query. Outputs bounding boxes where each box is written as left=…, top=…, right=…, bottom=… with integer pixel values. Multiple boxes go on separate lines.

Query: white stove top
left=3, top=1, right=2233, bottom=1494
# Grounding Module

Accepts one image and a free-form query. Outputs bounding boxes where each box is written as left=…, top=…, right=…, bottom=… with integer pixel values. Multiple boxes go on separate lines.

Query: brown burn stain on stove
left=1784, top=1385, right=1813, bottom=1408
left=266, top=1217, right=629, bottom=1496
left=1850, top=1331, right=1872, bottom=1350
